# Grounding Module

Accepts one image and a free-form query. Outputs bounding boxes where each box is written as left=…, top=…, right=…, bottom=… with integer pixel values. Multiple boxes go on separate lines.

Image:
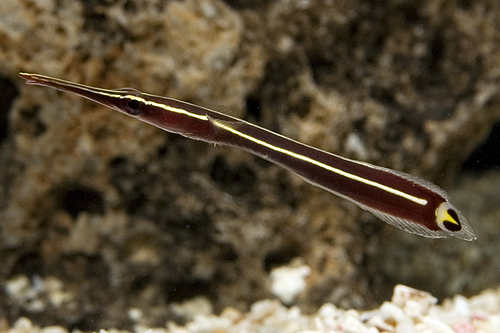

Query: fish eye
left=123, top=96, right=144, bottom=116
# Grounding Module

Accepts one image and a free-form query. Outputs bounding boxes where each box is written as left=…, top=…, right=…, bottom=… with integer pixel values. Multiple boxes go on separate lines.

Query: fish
left=18, top=73, right=476, bottom=241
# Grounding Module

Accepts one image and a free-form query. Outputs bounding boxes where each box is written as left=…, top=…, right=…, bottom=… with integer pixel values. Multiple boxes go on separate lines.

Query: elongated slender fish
left=18, top=73, right=476, bottom=241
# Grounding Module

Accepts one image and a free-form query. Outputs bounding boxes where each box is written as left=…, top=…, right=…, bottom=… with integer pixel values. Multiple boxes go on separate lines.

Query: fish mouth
left=18, top=73, right=126, bottom=112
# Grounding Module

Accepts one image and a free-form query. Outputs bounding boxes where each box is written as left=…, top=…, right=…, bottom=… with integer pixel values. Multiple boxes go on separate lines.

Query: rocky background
left=1, top=0, right=500, bottom=331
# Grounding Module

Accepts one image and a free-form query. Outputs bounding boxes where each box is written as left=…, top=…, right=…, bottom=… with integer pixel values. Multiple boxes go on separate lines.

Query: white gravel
left=5, top=284, right=500, bottom=333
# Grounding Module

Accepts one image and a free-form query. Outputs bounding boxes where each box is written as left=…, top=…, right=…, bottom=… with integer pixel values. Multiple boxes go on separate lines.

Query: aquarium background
left=0, top=0, right=499, bottom=331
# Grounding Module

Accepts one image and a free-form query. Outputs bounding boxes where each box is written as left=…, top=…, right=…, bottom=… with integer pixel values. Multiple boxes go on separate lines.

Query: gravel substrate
left=5, top=284, right=500, bottom=333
